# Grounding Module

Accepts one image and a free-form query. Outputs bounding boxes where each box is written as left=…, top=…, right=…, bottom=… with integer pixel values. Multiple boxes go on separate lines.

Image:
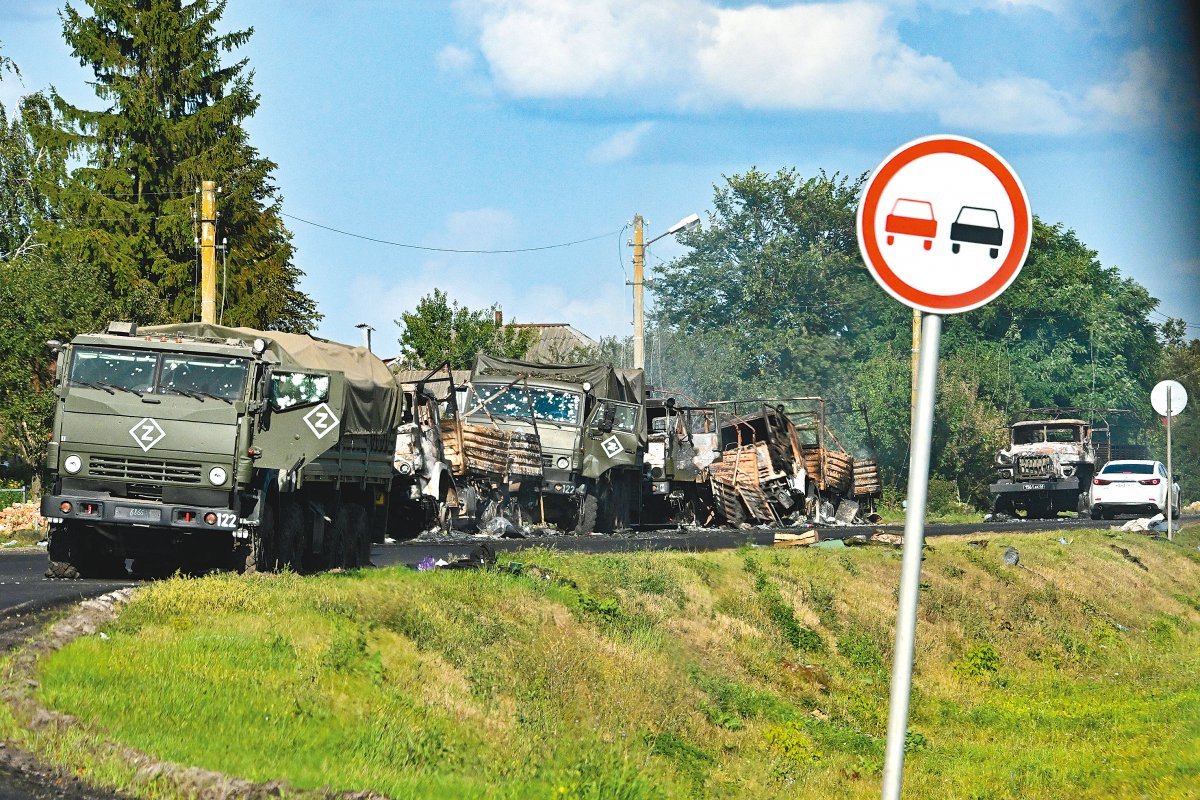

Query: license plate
left=115, top=505, right=162, bottom=522
left=1022, top=483, right=1047, bottom=491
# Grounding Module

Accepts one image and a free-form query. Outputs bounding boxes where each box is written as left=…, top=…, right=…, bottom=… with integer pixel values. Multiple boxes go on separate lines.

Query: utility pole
left=910, top=308, right=921, bottom=430
left=632, top=214, right=646, bottom=370
left=200, top=180, right=217, bottom=324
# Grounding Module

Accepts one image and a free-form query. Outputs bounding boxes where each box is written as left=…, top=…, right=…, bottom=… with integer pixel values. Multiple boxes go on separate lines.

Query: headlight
left=556, top=456, right=570, bottom=469
left=63, top=454, right=82, bottom=474
left=252, top=338, right=267, bottom=354
left=208, top=466, right=227, bottom=485
left=398, top=462, right=413, bottom=475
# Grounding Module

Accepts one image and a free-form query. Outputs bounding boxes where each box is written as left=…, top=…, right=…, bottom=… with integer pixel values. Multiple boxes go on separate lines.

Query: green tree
left=33, top=0, right=319, bottom=331
left=396, top=289, right=535, bottom=370
left=1161, top=329, right=1200, bottom=502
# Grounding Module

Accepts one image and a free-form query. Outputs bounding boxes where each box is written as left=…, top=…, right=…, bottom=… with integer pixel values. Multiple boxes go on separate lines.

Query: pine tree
left=39, top=0, right=320, bottom=331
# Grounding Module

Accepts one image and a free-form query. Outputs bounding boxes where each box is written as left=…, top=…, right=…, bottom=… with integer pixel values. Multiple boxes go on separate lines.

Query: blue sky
left=2, top=0, right=1198, bottom=354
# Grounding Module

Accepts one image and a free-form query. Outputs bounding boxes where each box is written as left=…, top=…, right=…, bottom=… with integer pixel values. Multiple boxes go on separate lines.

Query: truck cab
left=990, top=418, right=1095, bottom=518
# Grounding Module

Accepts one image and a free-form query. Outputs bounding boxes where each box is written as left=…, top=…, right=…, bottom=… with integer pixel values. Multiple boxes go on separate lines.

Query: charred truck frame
left=440, top=356, right=646, bottom=533
left=42, top=322, right=401, bottom=577
left=642, top=397, right=719, bottom=525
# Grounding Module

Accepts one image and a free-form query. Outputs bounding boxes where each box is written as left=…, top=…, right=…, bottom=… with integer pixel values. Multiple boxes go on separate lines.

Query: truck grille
left=1015, top=455, right=1052, bottom=479
left=88, top=456, right=203, bottom=485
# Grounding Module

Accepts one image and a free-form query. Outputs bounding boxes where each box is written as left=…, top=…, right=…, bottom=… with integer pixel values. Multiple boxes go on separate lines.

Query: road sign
left=857, top=135, right=1032, bottom=314
left=1151, top=379, right=1188, bottom=417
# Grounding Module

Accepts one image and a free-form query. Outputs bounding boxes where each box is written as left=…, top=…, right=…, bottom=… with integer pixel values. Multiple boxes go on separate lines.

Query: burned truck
left=990, top=418, right=1096, bottom=517
left=642, top=397, right=719, bottom=526
left=388, top=365, right=460, bottom=537
left=706, top=398, right=881, bottom=525
left=42, top=322, right=400, bottom=577
left=440, top=355, right=645, bottom=532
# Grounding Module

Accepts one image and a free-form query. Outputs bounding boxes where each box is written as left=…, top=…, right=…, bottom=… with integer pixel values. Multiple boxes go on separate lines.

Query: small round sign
left=857, top=135, right=1032, bottom=314
left=1151, top=379, right=1188, bottom=417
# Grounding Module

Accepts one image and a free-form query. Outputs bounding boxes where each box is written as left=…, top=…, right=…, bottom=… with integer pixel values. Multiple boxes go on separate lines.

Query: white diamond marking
left=129, top=418, right=166, bottom=452
left=303, top=403, right=340, bottom=439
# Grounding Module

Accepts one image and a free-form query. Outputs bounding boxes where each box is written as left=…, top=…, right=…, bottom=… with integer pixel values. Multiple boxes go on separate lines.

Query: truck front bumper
left=42, top=494, right=241, bottom=532
left=989, top=477, right=1080, bottom=495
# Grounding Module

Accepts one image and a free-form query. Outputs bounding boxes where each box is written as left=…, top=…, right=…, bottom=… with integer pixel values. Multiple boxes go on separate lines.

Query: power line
left=280, top=212, right=621, bottom=254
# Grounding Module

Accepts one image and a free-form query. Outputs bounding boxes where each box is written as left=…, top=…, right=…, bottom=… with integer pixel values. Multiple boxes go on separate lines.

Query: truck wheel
left=332, top=502, right=370, bottom=569
left=46, top=523, right=124, bottom=579
left=278, top=496, right=306, bottom=571
left=243, top=499, right=276, bottom=574
left=574, top=493, right=598, bottom=534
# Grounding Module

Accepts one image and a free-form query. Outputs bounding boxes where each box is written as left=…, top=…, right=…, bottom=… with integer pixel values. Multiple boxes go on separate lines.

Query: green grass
left=4, top=528, right=1200, bottom=799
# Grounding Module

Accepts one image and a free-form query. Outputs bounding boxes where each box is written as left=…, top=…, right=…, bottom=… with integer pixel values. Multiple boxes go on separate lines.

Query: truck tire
left=574, top=493, right=598, bottom=534
left=46, top=523, right=124, bottom=579
left=332, top=501, right=371, bottom=569
left=278, top=495, right=306, bottom=571
left=243, top=498, right=277, bottom=574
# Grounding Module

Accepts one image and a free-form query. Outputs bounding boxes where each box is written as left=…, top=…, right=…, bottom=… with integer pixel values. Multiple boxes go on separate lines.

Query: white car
left=1089, top=460, right=1180, bottom=520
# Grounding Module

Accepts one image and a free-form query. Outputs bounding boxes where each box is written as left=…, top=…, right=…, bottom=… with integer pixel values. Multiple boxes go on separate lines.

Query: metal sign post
left=856, top=135, right=1031, bottom=799
left=1151, top=379, right=1188, bottom=541
left=881, top=311, right=941, bottom=799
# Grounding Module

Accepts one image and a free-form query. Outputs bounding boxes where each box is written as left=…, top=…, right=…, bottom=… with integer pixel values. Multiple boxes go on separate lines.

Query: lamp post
left=630, top=213, right=700, bottom=370
left=354, top=323, right=375, bottom=353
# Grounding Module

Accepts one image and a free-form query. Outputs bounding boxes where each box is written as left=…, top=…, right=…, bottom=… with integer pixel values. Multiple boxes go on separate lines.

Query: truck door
left=581, top=398, right=642, bottom=479
left=255, top=368, right=347, bottom=475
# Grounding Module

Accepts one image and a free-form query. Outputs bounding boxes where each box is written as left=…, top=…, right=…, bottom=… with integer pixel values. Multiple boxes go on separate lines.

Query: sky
left=2, top=0, right=1199, bottom=356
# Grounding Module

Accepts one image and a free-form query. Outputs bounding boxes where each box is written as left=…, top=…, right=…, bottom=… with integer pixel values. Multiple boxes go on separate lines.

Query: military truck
left=440, top=355, right=645, bottom=532
left=41, top=322, right=400, bottom=577
left=990, top=409, right=1150, bottom=518
left=990, top=418, right=1096, bottom=518
left=642, top=397, right=719, bottom=526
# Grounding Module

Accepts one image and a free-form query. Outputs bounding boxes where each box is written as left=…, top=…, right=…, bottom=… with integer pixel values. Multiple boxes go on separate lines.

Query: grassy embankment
left=3, top=527, right=1200, bottom=799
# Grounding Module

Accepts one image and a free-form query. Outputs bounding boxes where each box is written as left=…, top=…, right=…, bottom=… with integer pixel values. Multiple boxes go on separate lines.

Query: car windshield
left=1101, top=462, right=1154, bottom=475
left=69, top=346, right=249, bottom=401
left=957, top=207, right=1000, bottom=227
left=892, top=199, right=933, bottom=219
left=470, top=383, right=582, bottom=425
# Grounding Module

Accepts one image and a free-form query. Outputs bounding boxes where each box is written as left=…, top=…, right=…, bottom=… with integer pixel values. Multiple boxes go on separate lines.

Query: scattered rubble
left=0, top=502, right=46, bottom=535
left=1109, top=544, right=1149, bottom=572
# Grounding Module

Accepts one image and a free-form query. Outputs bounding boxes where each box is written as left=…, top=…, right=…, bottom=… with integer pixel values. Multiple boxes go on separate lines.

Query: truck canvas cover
left=143, top=323, right=400, bottom=436
left=472, top=354, right=645, bottom=404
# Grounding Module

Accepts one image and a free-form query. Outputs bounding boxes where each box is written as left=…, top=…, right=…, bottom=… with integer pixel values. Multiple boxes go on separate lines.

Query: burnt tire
left=573, top=493, right=598, bottom=534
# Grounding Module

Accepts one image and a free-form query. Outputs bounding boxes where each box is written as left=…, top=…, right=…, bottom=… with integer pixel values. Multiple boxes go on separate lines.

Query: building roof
left=509, top=323, right=600, bottom=362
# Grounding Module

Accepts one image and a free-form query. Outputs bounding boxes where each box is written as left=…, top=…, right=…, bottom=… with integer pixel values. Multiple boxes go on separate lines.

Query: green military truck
left=42, top=322, right=400, bottom=577
left=441, top=355, right=645, bottom=532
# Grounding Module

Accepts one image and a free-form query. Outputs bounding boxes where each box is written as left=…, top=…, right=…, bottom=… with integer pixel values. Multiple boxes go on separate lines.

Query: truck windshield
left=1013, top=425, right=1080, bottom=444
left=69, top=347, right=249, bottom=401
left=161, top=355, right=249, bottom=401
left=470, top=383, right=581, bottom=425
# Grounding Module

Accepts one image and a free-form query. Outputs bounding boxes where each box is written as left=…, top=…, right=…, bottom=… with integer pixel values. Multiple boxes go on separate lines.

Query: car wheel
left=887, top=234, right=894, bottom=245
left=989, top=247, right=999, bottom=259
left=923, top=239, right=932, bottom=251
left=1090, top=509, right=1101, bottom=520
left=952, top=242, right=961, bottom=254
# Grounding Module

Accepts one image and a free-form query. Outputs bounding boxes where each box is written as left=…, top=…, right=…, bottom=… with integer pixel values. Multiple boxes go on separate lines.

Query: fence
left=0, top=487, right=28, bottom=511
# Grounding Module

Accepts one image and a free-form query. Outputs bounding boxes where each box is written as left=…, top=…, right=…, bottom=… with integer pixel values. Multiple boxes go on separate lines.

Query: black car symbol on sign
left=950, top=206, right=1004, bottom=259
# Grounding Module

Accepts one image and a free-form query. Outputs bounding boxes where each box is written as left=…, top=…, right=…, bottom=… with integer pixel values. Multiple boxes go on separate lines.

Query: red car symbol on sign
left=885, top=198, right=937, bottom=251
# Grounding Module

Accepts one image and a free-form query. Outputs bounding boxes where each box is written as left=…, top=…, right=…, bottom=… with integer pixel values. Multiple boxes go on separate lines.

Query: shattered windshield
left=161, top=355, right=249, bottom=401
left=69, top=347, right=158, bottom=393
left=69, top=346, right=249, bottom=400
left=470, top=383, right=582, bottom=425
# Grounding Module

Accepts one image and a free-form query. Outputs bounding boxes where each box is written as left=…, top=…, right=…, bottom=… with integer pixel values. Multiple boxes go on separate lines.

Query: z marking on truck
left=601, top=435, right=623, bottom=458
left=303, top=403, right=340, bottom=439
left=129, top=418, right=166, bottom=451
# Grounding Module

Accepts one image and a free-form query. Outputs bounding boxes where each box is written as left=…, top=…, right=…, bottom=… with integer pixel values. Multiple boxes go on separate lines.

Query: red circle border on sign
left=860, top=137, right=1030, bottom=313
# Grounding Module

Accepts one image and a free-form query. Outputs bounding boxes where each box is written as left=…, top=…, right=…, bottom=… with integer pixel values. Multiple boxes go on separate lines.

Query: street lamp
left=630, top=213, right=701, bottom=370
left=355, top=323, right=375, bottom=353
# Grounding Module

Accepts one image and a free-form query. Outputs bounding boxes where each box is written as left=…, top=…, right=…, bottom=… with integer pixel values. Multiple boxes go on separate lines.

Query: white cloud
left=1084, top=48, right=1173, bottom=130
left=442, top=207, right=518, bottom=250
left=452, top=0, right=1177, bottom=136
left=588, top=121, right=655, bottom=163
left=435, top=44, right=477, bottom=74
